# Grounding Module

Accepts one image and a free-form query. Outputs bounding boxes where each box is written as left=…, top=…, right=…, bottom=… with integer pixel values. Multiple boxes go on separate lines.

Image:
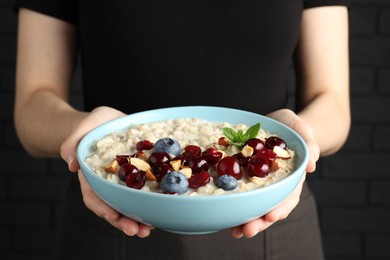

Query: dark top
left=16, top=0, right=349, bottom=115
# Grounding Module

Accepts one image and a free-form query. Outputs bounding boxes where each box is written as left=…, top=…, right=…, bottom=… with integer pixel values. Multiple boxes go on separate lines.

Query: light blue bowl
left=77, top=106, right=308, bottom=234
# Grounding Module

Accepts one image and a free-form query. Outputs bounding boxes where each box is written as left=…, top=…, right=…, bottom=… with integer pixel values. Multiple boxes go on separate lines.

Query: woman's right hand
left=60, top=106, right=154, bottom=238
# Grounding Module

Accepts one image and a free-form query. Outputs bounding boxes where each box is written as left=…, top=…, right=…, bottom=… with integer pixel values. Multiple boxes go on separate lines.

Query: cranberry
left=265, top=136, right=287, bottom=150
left=136, top=140, right=154, bottom=151
left=245, top=138, right=265, bottom=152
left=255, top=148, right=276, bottom=161
left=118, top=163, right=139, bottom=182
left=247, top=157, right=270, bottom=178
left=172, top=155, right=189, bottom=166
left=116, top=155, right=130, bottom=166
left=183, top=156, right=209, bottom=173
left=217, top=156, right=242, bottom=180
left=184, top=145, right=202, bottom=157
left=188, top=171, right=211, bottom=189
left=202, top=147, right=223, bottom=165
left=151, top=163, right=172, bottom=182
left=125, top=171, right=146, bottom=189
left=148, top=152, right=171, bottom=165
left=232, top=152, right=249, bottom=167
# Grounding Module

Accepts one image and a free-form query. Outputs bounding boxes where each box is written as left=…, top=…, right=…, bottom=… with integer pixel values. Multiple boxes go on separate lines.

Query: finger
left=78, top=171, right=120, bottom=221
left=241, top=217, right=274, bottom=238
left=230, top=225, right=244, bottom=239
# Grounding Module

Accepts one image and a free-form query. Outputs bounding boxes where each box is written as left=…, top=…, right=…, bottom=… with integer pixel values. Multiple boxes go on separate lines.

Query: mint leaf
left=222, top=127, right=237, bottom=143
left=242, top=123, right=261, bottom=141
left=222, top=123, right=261, bottom=147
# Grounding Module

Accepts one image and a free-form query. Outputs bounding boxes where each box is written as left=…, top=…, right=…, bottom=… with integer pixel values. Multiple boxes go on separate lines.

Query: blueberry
left=153, top=137, right=181, bottom=156
left=216, top=174, right=238, bottom=191
left=161, top=171, right=189, bottom=195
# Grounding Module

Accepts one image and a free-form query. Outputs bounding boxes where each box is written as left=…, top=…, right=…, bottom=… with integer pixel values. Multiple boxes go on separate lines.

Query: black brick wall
left=1, top=1, right=389, bottom=259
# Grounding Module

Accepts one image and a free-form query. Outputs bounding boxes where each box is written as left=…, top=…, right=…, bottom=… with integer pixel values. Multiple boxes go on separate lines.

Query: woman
left=14, top=1, right=350, bottom=259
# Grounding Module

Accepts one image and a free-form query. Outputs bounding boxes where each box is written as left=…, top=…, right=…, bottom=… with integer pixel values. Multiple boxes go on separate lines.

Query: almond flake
left=130, top=157, right=151, bottom=171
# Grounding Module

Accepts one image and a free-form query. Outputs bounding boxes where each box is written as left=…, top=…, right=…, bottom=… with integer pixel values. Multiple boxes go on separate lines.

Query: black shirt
left=16, top=0, right=349, bottom=114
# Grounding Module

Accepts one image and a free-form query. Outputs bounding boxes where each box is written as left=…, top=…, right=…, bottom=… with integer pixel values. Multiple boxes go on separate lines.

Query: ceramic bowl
left=77, top=106, right=308, bottom=234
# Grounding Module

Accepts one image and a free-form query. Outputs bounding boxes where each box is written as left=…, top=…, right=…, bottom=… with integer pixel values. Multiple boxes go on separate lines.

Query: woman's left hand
left=230, top=109, right=320, bottom=238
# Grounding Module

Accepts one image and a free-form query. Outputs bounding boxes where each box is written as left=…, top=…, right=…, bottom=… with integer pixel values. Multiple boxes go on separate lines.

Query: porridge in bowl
left=85, top=118, right=295, bottom=196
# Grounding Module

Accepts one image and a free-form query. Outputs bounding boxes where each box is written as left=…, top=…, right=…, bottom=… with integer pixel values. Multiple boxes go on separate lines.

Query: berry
left=216, top=174, right=238, bottom=191
left=245, top=138, right=265, bottom=152
left=232, top=152, right=249, bottom=167
left=136, top=140, right=154, bottom=151
left=188, top=171, right=210, bottom=189
left=151, top=163, right=172, bottom=182
left=116, top=155, right=130, bottom=166
left=202, top=147, right=223, bottom=165
left=161, top=171, right=189, bottom=195
left=148, top=152, right=171, bottom=166
left=255, top=148, right=276, bottom=161
left=183, top=156, right=209, bottom=173
left=184, top=145, right=202, bottom=157
left=118, top=163, right=139, bottom=182
left=265, top=136, right=287, bottom=150
left=125, top=171, right=146, bottom=189
left=247, top=157, right=270, bottom=178
left=216, top=156, right=242, bottom=180
left=153, top=137, right=181, bottom=156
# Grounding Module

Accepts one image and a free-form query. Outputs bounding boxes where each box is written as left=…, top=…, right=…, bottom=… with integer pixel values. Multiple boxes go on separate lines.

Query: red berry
left=245, top=138, right=265, bottom=152
left=217, top=156, right=242, bottom=180
left=148, top=152, right=171, bottom=166
left=184, top=145, right=202, bottom=157
left=232, top=152, right=249, bottom=167
left=247, top=157, right=270, bottom=178
left=183, top=156, right=209, bottom=173
left=265, top=136, right=287, bottom=150
left=255, top=148, right=276, bottom=161
left=116, top=155, right=130, bottom=166
left=189, top=171, right=211, bottom=189
left=136, top=140, right=154, bottom=151
left=125, top=171, right=146, bottom=189
left=151, top=163, right=172, bottom=182
left=118, top=163, right=139, bottom=182
left=202, top=147, right=223, bottom=165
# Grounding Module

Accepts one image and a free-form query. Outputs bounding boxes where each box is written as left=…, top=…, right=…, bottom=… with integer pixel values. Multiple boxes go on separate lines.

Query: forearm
left=14, top=88, right=88, bottom=158
left=298, top=92, right=350, bottom=156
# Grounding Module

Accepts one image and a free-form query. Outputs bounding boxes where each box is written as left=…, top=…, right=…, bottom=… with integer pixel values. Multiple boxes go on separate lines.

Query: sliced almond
left=270, top=160, right=280, bottom=172
left=134, top=151, right=148, bottom=161
left=130, top=157, right=151, bottom=171
left=241, top=145, right=254, bottom=157
left=273, top=146, right=291, bottom=159
left=145, top=169, right=157, bottom=181
left=105, top=159, right=119, bottom=174
left=179, top=167, right=192, bottom=179
left=170, top=159, right=182, bottom=171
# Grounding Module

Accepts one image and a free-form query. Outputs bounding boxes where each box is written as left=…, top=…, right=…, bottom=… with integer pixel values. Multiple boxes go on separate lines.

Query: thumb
left=60, top=106, right=125, bottom=172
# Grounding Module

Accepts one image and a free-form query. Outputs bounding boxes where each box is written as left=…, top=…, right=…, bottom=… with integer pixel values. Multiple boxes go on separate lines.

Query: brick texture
left=1, top=1, right=390, bottom=259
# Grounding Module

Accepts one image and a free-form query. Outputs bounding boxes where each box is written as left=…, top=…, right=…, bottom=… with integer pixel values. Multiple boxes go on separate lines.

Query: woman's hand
left=60, top=106, right=154, bottom=238
left=230, top=109, right=319, bottom=238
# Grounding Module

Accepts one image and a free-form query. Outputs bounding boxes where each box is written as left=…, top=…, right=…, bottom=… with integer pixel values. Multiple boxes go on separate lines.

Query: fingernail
left=104, top=215, right=110, bottom=221
left=123, top=229, right=129, bottom=236
left=67, top=154, right=75, bottom=171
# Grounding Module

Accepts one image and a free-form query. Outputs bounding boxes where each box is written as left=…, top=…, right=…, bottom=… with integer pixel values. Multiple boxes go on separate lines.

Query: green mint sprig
left=222, top=123, right=261, bottom=147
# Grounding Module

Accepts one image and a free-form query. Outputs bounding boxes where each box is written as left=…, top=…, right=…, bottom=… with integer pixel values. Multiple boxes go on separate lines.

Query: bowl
left=77, top=106, right=308, bottom=234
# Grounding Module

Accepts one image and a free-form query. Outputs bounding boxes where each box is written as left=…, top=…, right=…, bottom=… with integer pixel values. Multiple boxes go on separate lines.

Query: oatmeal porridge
left=85, top=118, right=295, bottom=196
